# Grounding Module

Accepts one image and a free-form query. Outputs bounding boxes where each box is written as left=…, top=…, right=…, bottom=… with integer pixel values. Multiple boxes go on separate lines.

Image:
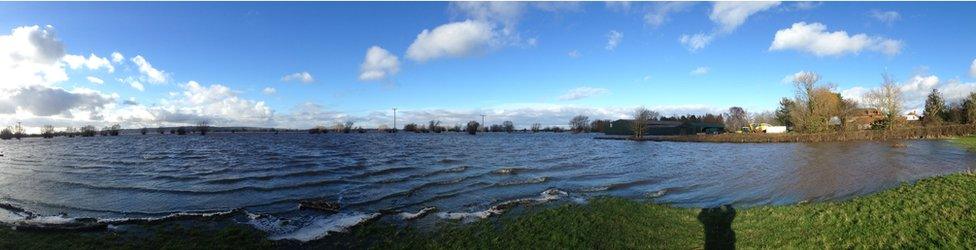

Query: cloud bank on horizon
left=0, top=2, right=975, bottom=131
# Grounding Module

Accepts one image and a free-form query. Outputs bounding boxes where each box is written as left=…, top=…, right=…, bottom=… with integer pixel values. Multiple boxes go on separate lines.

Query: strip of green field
left=4, top=172, right=976, bottom=249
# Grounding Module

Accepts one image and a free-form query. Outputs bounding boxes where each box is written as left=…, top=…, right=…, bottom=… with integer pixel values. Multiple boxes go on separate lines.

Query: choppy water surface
left=1, top=133, right=974, bottom=241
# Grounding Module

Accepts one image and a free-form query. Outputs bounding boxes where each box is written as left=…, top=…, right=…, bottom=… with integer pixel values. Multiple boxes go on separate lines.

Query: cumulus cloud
left=130, top=55, right=167, bottom=83
left=691, top=66, right=710, bottom=75
left=970, top=59, right=976, bottom=78
left=63, top=53, right=114, bottom=73
left=769, top=22, right=903, bottom=57
left=0, top=25, right=68, bottom=88
left=840, top=74, right=976, bottom=114
left=676, top=2, right=778, bottom=52
left=406, top=20, right=495, bottom=62
left=643, top=2, right=694, bottom=27
left=0, top=86, right=114, bottom=117
left=558, top=87, right=610, bottom=101
left=111, top=51, right=124, bottom=63
left=262, top=87, right=276, bottom=95
left=606, top=30, right=623, bottom=51
left=680, top=33, right=714, bottom=52
left=870, top=10, right=900, bottom=26
left=151, top=81, right=274, bottom=125
left=358, top=46, right=400, bottom=81
left=86, top=76, right=104, bottom=85
left=281, top=71, right=314, bottom=83
left=129, top=81, right=145, bottom=91
left=711, top=1, right=781, bottom=33
left=450, top=2, right=524, bottom=32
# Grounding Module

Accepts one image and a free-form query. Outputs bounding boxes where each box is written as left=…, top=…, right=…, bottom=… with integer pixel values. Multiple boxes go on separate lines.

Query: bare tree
left=42, top=125, right=55, bottom=138
left=724, top=107, right=748, bottom=133
left=466, top=121, right=479, bottom=135
left=632, top=107, right=656, bottom=139
left=864, top=74, right=903, bottom=130
left=196, top=120, right=210, bottom=135
left=343, top=121, right=354, bottom=133
left=569, top=115, right=590, bottom=133
left=530, top=123, right=541, bottom=133
left=502, top=121, right=514, bottom=133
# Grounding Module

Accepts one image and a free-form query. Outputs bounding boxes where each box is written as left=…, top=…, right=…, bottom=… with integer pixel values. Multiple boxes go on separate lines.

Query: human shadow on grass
left=698, top=205, right=736, bottom=250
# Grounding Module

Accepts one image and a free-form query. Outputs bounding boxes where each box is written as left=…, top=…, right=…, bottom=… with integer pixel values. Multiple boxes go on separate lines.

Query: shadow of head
left=698, top=205, right=736, bottom=250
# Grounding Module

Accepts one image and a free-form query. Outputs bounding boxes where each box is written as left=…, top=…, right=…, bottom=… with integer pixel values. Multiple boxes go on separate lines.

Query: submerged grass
left=3, top=173, right=976, bottom=249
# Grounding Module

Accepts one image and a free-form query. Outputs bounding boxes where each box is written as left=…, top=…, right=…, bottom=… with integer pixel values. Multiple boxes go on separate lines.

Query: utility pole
left=480, top=114, right=486, bottom=132
left=392, top=108, right=397, bottom=133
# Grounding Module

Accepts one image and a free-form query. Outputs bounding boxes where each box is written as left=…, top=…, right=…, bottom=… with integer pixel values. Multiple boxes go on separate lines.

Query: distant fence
left=603, top=124, right=976, bottom=143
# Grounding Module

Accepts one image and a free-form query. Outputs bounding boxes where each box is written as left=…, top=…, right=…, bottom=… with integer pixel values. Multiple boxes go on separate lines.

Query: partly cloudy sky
left=1, top=2, right=975, bottom=131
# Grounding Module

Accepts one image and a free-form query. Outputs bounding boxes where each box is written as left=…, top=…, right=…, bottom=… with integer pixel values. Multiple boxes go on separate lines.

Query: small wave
left=437, top=188, right=567, bottom=222
left=1, top=203, right=238, bottom=231
left=399, top=207, right=437, bottom=220
left=347, top=166, right=417, bottom=179
left=437, top=158, right=461, bottom=164
left=50, top=179, right=351, bottom=195
left=581, top=178, right=662, bottom=192
left=497, top=176, right=548, bottom=186
left=492, top=167, right=524, bottom=175
left=247, top=212, right=380, bottom=242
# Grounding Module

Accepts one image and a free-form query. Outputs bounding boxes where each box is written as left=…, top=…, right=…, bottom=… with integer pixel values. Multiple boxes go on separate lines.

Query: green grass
left=0, top=222, right=273, bottom=250
left=951, top=135, right=976, bottom=150
left=4, top=173, right=976, bottom=249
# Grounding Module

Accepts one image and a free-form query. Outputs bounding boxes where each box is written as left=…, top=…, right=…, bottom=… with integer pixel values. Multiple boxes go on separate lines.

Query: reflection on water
left=0, top=133, right=973, bottom=239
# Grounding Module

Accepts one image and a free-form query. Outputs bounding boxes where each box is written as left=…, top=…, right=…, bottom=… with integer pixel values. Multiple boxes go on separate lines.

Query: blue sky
left=1, top=2, right=975, bottom=129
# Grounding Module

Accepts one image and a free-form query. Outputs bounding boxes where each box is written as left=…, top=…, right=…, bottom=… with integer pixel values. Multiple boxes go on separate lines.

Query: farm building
left=604, top=119, right=725, bottom=136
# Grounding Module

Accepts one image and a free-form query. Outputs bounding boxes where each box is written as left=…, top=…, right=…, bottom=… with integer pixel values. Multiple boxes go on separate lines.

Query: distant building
left=848, top=108, right=886, bottom=130
left=604, top=119, right=725, bottom=136
left=904, top=112, right=920, bottom=121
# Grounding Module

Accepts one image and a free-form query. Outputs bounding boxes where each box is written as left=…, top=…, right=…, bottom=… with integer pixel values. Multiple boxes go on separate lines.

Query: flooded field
left=1, top=133, right=973, bottom=241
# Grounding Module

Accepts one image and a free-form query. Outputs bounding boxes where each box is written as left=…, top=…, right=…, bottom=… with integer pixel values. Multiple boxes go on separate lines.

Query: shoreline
left=4, top=171, right=976, bottom=249
left=597, top=124, right=976, bottom=143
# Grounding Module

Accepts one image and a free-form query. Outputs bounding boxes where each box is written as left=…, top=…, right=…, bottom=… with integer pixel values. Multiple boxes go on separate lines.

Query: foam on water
left=247, top=212, right=380, bottom=242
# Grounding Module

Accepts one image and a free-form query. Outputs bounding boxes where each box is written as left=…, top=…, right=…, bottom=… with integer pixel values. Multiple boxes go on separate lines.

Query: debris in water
left=299, top=199, right=340, bottom=213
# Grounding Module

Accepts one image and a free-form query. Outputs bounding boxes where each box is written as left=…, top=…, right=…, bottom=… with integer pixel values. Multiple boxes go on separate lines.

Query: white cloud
left=970, top=59, right=976, bottom=78
left=406, top=20, right=495, bottom=62
left=680, top=33, right=714, bottom=52
left=691, top=66, right=710, bottom=75
left=129, top=81, right=145, bottom=92
left=606, top=30, right=623, bottom=51
left=262, top=87, right=276, bottom=95
left=63, top=53, right=114, bottom=73
left=558, top=87, right=610, bottom=101
left=86, top=76, right=104, bottom=85
left=769, top=22, right=903, bottom=57
left=130, top=55, right=167, bottom=83
left=643, top=2, right=694, bottom=27
left=788, top=2, right=820, bottom=11
left=153, top=81, right=274, bottom=125
left=605, top=1, right=632, bottom=12
left=870, top=10, right=900, bottom=25
left=450, top=2, right=524, bottom=32
left=111, top=51, right=124, bottom=63
left=568, top=50, right=581, bottom=58
left=358, top=46, right=400, bottom=81
left=781, top=71, right=817, bottom=84
left=840, top=74, right=976, bottom=115
left=710, top=1, right=781, bottom=33
left=0, top=85, right=114, bottom=117
left=0, top=25, right=68, bottom=88
left=281, top=71, right=314, bottom=83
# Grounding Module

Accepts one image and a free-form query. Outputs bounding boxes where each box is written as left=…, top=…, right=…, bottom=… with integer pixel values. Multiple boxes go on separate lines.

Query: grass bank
left=599, top=124, right=976, bottom=143
left=951, top=135, right=976, bottom=150
left=4, top=173, right=976, bottom=249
